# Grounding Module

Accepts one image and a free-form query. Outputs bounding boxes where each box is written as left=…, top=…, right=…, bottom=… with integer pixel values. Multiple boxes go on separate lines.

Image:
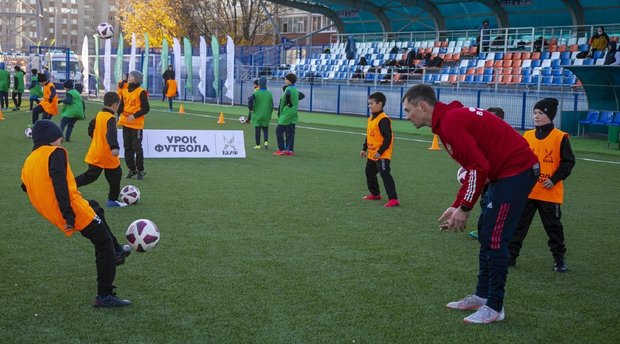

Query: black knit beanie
left=32, top=120, right=63, bottom=147
left=534, top=98, right=559, bottom=121
left=285, top=73, right=297, bottom=84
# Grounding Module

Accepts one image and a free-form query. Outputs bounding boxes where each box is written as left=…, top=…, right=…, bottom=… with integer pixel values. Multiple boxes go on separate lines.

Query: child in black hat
left=509, top=97, right=576, bottom=272
left=21, top=119, right=133, bottom=307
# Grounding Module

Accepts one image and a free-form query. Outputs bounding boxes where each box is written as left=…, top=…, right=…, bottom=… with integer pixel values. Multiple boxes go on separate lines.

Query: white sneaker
left=446, top=294, right=487, bottom=310
left=463, top=305, right=505, bottom=324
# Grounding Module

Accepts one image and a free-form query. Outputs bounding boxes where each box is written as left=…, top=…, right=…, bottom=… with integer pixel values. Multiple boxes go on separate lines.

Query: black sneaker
left=553, top=257, right=568, bottom=273
left=125, top=170, right=137, bottom=179
left=115, top=244, right=132, bottom=266
left=508, top=255, right=516, bottom=267
left=93, top=294, right=132, bottom=308
left=136, top=171, right=146, bottom=180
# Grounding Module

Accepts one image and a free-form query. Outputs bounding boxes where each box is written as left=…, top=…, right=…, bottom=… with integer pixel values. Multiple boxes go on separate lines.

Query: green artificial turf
left=0, top=99, right=618, bottom=343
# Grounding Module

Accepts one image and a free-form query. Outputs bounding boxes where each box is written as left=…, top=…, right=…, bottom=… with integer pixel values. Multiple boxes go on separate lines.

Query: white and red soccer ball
left=126, top=219, right=160, bottom=252
left=120, top=185, right=140, bottom=205
left=97, top=22, right=114, bottom=40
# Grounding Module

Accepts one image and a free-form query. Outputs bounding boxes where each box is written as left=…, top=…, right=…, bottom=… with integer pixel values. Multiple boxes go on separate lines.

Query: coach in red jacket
left=402, top=84, right=539, bottom=324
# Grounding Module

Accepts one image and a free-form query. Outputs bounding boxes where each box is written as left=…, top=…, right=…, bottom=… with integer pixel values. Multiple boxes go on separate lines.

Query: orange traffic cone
left=217, top=112, right=225, bottom=124
left=178, top=104, right=185, bottom=114
left=428, top=134, right=441, bottom=150
left=0, top=110, right=4, bottom=120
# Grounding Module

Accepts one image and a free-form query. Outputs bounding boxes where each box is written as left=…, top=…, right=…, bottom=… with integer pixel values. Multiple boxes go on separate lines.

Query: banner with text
left=118, top=129, right=246, bottom=158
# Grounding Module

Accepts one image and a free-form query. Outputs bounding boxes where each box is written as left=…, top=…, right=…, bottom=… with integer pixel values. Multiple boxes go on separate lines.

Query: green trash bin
left=608, top=126, right=619, bottom=149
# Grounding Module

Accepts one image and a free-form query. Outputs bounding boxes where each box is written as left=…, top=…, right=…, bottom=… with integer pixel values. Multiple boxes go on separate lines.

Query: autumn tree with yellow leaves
left=119, top=0, right=282, bottom=46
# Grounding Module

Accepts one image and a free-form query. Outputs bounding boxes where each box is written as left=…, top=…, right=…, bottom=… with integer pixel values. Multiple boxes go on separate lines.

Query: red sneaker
left=285, top=151, right=295, bottom=156
left=363, top=194, right=382, bottom=200
left=384, top=199, right=400, bottom=207
left=273, top=150, right=286, bottom=156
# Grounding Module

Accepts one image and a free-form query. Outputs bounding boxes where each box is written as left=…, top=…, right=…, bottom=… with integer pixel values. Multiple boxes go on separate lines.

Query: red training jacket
left=431, top=101, right=538, bottom=209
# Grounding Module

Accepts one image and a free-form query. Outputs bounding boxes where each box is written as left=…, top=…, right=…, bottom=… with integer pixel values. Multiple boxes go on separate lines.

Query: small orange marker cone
left=217, top=112, right=225, bottom=124
left=178, top=104, right=185, bottom=114
left=428, top=134, right=441, bottom=150
left=0, top=110, right=4, bottom=120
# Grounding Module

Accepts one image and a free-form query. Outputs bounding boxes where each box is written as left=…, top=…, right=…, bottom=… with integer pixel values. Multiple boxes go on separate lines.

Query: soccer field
left=1, top=99, right=619, bottom=343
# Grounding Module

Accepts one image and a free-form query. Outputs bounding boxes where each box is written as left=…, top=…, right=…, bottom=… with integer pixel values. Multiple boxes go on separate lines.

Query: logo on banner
left=222, top=135, right=238, bottom=156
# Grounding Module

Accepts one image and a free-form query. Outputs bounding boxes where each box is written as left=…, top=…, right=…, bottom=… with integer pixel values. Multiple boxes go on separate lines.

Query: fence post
left=309, top=83, right=314, bottom=112
left=437, top=87, right=441, bottom=102
left=521, top=92, right=527, bottom=131
left=476, top=89, right=481, bottom=108
left=240, top=80, right=244, bottom=106
left=367, top=86, right=371, bottom=116
left=399, top=87, right=404, bottom=120
left=337, top=85, right=341, bottom=114
left=573, top=93, right=578, bottom=111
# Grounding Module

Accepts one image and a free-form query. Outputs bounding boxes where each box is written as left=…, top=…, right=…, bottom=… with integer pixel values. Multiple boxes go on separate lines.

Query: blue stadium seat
left=583, top=58, right=594, bottom=65
left=611, top=112, right=620, bottom=126
left=593, top=50, right=604, bottom=59
left=560, top=57, right=571, bottom=66
left=541, top=51, right=551, bottom=60
left=531, top=60, right=541, bottom=68
left=552, top=76, right=563, bottom=86
left=593, top=111, right=615, bottom=125
left=464, top=75, right=475, bottom=83
left=578, top=111, right=599, bottom=136
left=579, top=44, right=589, bottom=52
left=474, top=75, right=485, bottom=83
left=541, top=67, right=552, bottom=76
left=495, top=52, right=504, bottom=60
left=542, top=75, right=553, bottom=85
left=560, top=51, right=571, bottom=60
left=478, top=52, right=487, bottom=60
left=564, top=75, right=576, bottom=85
left=459, top=66, right=467, bottom=74
left=482, top=75, right=493, bottom=83
left=563, top=69, right=574, bottom=76
left=552, top=68, right=563, bottom=76
left=484, top=67, right=494, bottom=75
left=529, top=75, right=540, bottom=85
left=520, top=75, right=532, bottom=85
left=522, top=68, right=532, bottom=76
left=551, top=59, right=561, bottom=68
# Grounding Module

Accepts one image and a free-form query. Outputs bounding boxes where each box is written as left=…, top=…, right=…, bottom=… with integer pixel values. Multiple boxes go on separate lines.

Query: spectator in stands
left=605, top=41, right=620, bottom=65
left=345, top=35, right=357, bottom=60
left=414, top=53, right=433, bottom=73
left=476, top=19, right=491, bottom=53
left=351, top=67, right=364, bottom=80
left=323, top=48, right=330, bottom=54
left=358, top=56, right=368, bottom=66
left=389, top=46, right=399, bottom=54
left=533, top=36, right=548, bottom=52
left=590, top=26, right=610, bottom=55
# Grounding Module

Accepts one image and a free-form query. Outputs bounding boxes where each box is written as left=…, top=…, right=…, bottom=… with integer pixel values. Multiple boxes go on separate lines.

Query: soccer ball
left=120, top=185, right=140, bottom=205
left=24, top=127, right=32, bottom=138
left=96, top=22, right=114, bottom=40
left=239, top=116, right=247, bottom=124
left=126, top=219, right=160, bottom=252
left=457, top=167, right=467, bottom=185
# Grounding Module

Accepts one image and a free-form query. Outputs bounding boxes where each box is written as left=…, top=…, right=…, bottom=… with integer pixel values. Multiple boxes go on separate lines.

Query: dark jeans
left=80, top=200, right=122, bottom=296
left=365, top=158, right=398, bottom=200
left=168, top=98, right=173, bottom=110
left=32, top=104, right=51, bottom=124
left=75, top=164, right=123, bottom=201
left=0, top=91, right=8, bottom=109
left=12, top=92, right=22, bottom=108
left=122, top=126, right=144, bottom=172
left=509, top=199, right=566, bottom=262
left=255, top=126, right=268, bottom=145
left=276, top=124, right=295, bottom=151
left=475, top=166, right=538, bottom=312
left=60, top=117, right=78, bottom=141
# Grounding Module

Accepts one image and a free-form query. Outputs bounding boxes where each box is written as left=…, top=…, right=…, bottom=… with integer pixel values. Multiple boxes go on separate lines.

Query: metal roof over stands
left=267, top=0, right=620, bottom=33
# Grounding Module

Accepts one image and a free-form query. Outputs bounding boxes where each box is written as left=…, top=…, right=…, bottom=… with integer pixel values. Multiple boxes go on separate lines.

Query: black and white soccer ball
left=97, top=22, right=114, bottom=40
